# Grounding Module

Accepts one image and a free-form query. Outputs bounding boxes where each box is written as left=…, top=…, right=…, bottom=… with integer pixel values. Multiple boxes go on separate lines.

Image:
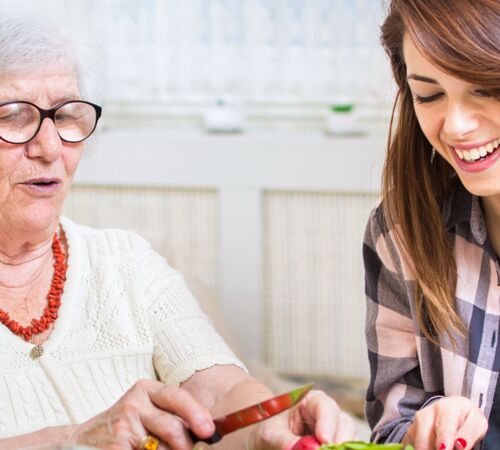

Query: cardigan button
left=29, top=345, right=44, bottom=359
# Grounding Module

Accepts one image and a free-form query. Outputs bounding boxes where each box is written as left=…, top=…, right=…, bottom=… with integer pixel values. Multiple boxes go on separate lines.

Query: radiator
left=64, top=185, right=219, bottom=305
left=263, top=190, right=379, bottom=379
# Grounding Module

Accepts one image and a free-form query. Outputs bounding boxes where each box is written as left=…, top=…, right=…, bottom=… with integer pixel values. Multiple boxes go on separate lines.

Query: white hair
left=0, top=0, right=103, bottom=103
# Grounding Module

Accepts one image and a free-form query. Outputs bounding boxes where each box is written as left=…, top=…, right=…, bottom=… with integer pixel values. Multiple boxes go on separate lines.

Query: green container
left=330, top=104, right=354, bottom=113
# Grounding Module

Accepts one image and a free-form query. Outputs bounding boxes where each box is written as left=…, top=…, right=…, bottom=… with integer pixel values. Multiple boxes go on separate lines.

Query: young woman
left=363, top=1, right=500, bottom=449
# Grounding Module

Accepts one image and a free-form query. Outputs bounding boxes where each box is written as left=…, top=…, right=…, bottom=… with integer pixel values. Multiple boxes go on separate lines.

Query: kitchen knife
left=189, top=382, right=313, bottom=444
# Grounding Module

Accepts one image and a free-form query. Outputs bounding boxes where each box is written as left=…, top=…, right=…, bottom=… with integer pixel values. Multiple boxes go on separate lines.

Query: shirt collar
left=443, top=181, right=487, bottom=245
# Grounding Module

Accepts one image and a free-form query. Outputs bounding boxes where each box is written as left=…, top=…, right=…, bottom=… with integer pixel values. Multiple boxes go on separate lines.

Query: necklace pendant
left=30, top=344, right=44, bottom=359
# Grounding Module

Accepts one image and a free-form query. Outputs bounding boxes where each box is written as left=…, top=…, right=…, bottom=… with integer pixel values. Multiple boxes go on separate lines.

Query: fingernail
left=455, top=438, right=467, bottom=449
left=200, top=421, right=214, bottom=434
left=439, top=444, right=446, bottom=450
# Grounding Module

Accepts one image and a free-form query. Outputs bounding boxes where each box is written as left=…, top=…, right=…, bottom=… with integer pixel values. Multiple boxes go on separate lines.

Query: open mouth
left=30, top=180, right=58, bottom=186
left=452, top=138, right=500, bottom=163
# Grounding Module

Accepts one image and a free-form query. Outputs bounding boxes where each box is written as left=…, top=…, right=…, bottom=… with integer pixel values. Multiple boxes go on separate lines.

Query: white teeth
left=454, top=138, right=500, bottom=162
left=470, top=149, right=480, bottom=160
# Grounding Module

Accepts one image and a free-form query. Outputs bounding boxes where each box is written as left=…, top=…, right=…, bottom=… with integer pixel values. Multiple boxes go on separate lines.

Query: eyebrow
left=52, top=96, right=82, bottom=105
left=407, top=74, right=439, bottom=84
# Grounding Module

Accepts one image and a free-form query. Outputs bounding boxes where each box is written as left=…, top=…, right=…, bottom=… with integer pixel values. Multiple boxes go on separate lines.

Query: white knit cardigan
left=0, top=217, right=244, bottom=438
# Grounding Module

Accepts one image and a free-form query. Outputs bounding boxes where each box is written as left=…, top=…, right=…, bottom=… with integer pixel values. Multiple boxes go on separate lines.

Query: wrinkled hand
left=72, top=379, right=215, bottom=450
left=402, top=396, right=488, bottom=450
left=248, top=389, right=357, bottom=450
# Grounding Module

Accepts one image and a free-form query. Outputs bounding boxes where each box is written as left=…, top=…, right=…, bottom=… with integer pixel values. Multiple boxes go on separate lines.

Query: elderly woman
left=0, top=7, right=356, bottom=450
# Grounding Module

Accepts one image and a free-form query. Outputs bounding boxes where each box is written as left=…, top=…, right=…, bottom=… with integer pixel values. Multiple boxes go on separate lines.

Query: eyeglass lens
left=0, top=102, right=98, bottom=144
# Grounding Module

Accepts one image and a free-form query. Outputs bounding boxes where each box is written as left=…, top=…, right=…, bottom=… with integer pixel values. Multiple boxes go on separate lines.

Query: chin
left=460, top=178, right=500, bottom=198
left=16, top=204, right=61, bottom=233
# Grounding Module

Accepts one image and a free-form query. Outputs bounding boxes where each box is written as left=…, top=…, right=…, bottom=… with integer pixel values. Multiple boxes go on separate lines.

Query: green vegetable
left=318, top=442, right=414, bottom=450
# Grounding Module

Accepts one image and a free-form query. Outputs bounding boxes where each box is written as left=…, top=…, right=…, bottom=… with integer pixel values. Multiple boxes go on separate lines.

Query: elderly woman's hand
left=72, top=379, right=215, bottom=450
left=248, top=389, right=357, bottom=450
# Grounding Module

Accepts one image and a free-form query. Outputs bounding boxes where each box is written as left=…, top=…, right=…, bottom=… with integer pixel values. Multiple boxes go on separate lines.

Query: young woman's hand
left=72, top=379, right=215, bottom=450
left=248, top=389, right=357, bottom=450
left=402, top=396, right=488, bottom=450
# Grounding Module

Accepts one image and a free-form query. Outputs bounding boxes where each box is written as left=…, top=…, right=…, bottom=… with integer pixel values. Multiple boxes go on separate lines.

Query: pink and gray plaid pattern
left=363, top=181, right=500, bottom=445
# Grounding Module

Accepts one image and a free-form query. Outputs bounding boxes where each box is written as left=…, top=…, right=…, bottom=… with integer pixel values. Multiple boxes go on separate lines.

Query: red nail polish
left=439, top=444, right=446, bottom=450
left=456, top=438, right=467, bottom=449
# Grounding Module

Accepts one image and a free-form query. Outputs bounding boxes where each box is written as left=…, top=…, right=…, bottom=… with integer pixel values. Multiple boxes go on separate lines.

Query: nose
left=24, top=117, right=63, bottom=161
left=442, top=100, right=480, bottom=140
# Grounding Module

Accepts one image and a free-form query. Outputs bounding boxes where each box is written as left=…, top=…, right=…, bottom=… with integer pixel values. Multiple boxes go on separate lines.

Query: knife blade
left=189, top=383, right=313, bottom=444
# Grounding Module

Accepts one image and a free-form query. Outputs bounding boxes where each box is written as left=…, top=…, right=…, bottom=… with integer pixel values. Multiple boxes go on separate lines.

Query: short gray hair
left=0, top=1, right=102, bottom=103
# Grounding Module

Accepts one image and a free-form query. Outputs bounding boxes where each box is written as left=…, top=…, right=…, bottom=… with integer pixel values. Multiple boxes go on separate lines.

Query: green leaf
left=374, top=445, right=404, bottom=449
left=318, top=442, right=407, bottom=450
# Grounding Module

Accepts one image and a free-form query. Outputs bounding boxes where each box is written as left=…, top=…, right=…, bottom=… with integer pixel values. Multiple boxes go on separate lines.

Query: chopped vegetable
left=291, top=436, right=415, bottom=450
left=318, top=441, right=415, bottom=450
left=291, top=435, right=322, bottom=449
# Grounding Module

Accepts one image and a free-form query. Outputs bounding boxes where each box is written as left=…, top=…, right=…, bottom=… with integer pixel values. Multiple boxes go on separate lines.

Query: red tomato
left=291, top=435, right=322, bottom=450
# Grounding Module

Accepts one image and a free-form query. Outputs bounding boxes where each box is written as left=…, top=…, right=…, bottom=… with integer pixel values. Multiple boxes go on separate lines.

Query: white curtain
left=70, top=0, right=392, bottom=108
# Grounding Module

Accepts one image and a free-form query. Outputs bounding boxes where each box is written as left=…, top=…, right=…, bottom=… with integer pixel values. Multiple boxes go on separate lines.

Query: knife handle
left=188, top=429, right=223, bottom=445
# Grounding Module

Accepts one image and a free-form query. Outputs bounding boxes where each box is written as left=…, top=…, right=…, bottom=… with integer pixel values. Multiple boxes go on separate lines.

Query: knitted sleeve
left=135, top=236, right=246, bottom=386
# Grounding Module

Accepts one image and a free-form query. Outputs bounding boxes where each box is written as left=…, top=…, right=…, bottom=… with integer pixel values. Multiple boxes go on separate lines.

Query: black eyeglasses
left=0, top=100, right=102, bottom=144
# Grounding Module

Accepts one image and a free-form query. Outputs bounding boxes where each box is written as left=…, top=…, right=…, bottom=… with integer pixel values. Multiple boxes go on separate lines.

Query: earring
left=430, top=147, right=436, bottom=163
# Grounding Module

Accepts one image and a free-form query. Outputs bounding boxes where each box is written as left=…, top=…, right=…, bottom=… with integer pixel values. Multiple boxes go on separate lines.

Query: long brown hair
left=380, top=0, right=500, bottom=344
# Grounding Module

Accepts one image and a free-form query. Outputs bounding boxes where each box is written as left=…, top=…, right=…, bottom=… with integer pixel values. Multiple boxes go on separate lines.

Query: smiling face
left=0, top=67, right=84, bottom=236
left=403, top=34, right=500, bottom=198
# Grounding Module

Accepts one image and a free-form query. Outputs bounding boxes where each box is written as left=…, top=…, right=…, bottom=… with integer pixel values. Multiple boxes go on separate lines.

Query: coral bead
left=0, top=233, right=66, bottom=341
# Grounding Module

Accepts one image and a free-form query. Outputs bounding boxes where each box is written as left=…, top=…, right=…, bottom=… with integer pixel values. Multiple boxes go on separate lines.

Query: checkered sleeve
left=363, top=206, right=430, bottom=443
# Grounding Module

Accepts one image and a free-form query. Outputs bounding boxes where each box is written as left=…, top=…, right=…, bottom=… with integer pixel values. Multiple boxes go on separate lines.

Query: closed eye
left=414, top=93, right=444, bottom=104
left=474, top=89, right=494, bottom=98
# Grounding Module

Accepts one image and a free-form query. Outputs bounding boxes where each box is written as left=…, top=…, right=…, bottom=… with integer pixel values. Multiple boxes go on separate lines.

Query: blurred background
left=59, top=0, right=395, bottom=429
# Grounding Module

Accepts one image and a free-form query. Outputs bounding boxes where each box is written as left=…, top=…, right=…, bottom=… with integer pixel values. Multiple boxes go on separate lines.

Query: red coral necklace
left=0, top=233, right=67, bottom=342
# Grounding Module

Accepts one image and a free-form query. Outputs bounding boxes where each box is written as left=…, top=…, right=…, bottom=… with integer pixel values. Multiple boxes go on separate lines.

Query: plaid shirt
left=363, top=181, right=500, bottom=446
